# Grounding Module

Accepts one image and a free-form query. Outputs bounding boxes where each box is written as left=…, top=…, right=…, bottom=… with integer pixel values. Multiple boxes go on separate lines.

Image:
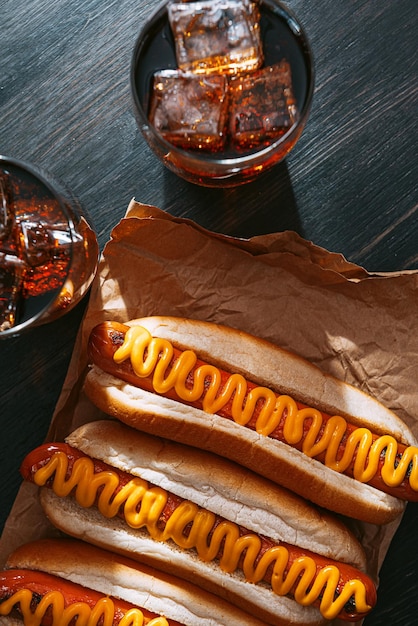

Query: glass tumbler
left=131, top=0, right=314, bottom=187
left=0, top=156, right=99, bottom=338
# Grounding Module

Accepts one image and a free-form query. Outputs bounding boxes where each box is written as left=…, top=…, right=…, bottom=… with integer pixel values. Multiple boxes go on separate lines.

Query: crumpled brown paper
left=2, top=200, right=418, bottom=626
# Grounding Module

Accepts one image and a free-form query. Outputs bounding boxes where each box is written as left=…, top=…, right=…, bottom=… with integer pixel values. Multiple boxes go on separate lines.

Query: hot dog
left=21, top=420, right=377, bottom=625
left=84, top=316, right=418, bottom=524
left=0, top=538, right=267, bottom=626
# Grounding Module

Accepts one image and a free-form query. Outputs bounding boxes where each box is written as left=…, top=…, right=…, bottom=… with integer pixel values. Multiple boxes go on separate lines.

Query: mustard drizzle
left=113, top=326, right=418, bottom=490
left=0, top=588, right=168, bottom=626
left=32, top=451, right=372, bottom=620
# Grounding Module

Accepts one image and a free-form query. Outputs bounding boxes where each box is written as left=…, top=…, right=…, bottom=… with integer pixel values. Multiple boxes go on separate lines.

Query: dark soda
left=132, top=0, right=313, bottom=161
left=0, top=158, right=98, bottom=335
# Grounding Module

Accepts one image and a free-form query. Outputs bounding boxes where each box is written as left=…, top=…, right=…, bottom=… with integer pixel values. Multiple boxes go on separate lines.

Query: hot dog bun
left=84, top=316, right=416, bottom=524
left=27, top=420, right=377, bottom=625
left=2, top=538, right=267, bottom=626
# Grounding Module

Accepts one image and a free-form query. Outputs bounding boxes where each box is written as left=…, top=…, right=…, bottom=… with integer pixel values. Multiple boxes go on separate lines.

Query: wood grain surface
left=1, top=1, right=417, bottom=624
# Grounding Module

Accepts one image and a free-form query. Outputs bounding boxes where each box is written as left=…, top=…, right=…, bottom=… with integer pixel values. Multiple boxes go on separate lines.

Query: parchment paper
left=2, top=200, right=418, bottom=626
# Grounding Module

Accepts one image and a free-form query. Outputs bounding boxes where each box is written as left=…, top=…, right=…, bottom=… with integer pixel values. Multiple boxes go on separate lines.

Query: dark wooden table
left=1, top=0, right=417, bottom=624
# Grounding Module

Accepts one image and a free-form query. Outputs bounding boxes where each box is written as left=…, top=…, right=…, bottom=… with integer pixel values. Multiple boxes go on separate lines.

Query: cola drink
left=0, top=157, right=98, bottom=336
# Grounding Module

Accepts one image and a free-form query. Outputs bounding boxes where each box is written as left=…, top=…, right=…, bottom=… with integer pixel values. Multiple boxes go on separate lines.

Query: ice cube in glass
left=168, top=0, right=263, bottom=75
left=149, top=69, right=229, bottom=150
left=0, top=254, right=26, bottom=331
left=229, top=60, right=299, bottom=149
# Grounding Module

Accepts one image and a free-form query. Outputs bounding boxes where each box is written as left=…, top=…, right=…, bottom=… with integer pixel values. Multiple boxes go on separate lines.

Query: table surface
left=1, top=0, right=417, bottom=624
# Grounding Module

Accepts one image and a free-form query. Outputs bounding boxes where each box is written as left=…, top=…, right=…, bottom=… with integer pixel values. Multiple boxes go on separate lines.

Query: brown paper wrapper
left=2, top=201, right=418, bottom=625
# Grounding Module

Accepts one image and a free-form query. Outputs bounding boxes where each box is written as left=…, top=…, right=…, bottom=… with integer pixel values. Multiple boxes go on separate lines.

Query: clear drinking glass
left=131, top=0, right=314, bottom=188
left=0, top=155, right=99, bottom=338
